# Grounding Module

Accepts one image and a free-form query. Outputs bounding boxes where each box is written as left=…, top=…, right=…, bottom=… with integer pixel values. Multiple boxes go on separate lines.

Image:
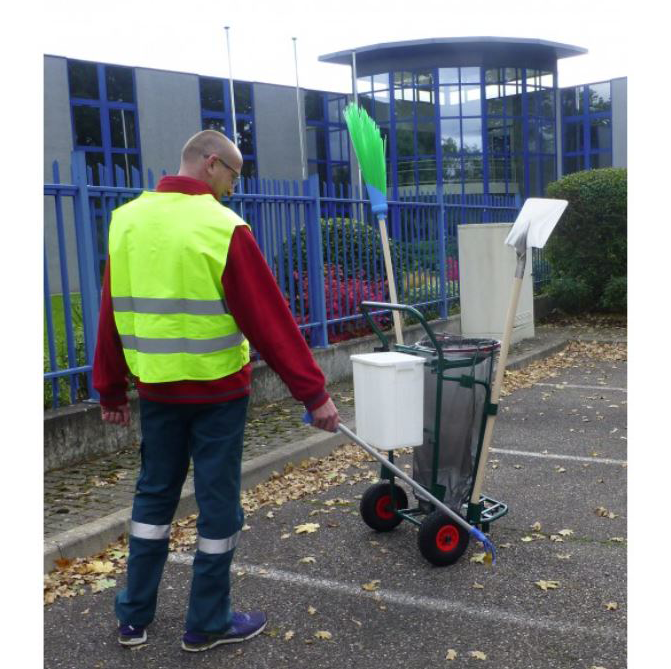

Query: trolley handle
left=359, top=301, right=445, bottom=368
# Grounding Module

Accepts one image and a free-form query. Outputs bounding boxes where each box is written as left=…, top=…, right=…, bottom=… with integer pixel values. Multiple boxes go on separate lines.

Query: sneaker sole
left=118, top=630, right=148, bottom=646
left=181, top=620, right=267, bottom=652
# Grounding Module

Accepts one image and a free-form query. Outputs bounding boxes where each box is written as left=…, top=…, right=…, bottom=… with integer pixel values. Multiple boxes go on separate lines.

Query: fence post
left=438, top=194, right=448, bottom=319
left=71, top=151, right=101, bottom=400
left=305, top=174, right=328, bottom=347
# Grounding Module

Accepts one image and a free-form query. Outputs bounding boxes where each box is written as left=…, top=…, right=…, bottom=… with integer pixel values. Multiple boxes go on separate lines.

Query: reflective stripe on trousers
left=197, top=530, right=240, bottom=554
left=130, top=520, right=171, bottom=541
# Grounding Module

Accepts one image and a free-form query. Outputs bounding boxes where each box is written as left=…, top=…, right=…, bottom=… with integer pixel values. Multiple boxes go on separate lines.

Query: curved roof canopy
left=319, top=36, right=587, bottom=71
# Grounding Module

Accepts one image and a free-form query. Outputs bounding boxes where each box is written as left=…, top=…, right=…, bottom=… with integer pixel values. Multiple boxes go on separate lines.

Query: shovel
left=468, top=198, right=568, bottom=514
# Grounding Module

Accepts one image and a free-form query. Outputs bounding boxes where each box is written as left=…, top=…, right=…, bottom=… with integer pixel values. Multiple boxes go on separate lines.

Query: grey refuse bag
left=411, top=334, right=500, bottom=511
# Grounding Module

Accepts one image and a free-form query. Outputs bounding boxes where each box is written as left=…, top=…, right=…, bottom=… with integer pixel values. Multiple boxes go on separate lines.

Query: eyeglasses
left=211, top=155, right=241, bottom=185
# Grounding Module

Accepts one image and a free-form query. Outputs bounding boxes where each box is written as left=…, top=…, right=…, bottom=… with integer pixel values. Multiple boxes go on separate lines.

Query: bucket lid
left=415, top=334, right=501, bottom=354
left=350, top=351, right=425, bottom=368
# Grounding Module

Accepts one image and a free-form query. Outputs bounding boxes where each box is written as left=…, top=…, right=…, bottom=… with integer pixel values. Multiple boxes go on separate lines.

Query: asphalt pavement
left=43, top=336, right=627, bottom=669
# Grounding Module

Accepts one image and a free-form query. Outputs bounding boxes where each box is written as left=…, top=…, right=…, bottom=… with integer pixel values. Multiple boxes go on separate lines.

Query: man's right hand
left=309, top=398, right=340, bottom=432
left=101, top=403, right=131, bottom=427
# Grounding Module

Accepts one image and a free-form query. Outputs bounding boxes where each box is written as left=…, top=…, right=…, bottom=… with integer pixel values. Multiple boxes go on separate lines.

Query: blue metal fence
left=44, top=151, right=532, bottom=408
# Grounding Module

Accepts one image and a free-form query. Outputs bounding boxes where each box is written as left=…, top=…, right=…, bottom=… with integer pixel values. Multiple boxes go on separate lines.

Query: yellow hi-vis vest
left=109, top=191, right=250, bottom=383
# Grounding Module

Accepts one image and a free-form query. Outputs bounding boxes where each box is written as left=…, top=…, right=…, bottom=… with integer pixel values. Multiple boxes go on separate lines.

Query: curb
left=45, top=333, right=625, bottom=572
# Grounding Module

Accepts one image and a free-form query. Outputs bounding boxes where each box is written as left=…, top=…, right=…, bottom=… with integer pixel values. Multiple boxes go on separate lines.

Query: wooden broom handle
left=378, top=216, right=404, bottom=345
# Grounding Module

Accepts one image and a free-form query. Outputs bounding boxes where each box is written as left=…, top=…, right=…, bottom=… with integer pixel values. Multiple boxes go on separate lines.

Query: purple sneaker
left=181, top=612, right=268, bottom=652
left=118, top=623, right=147, bottom=646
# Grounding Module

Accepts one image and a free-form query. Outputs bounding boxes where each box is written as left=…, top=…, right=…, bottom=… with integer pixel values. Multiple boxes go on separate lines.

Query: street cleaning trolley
left=347, top=301, right=507, bottom=567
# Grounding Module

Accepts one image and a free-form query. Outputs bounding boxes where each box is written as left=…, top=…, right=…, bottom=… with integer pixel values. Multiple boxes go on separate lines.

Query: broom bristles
left=343, top=103, right=387, bottom=194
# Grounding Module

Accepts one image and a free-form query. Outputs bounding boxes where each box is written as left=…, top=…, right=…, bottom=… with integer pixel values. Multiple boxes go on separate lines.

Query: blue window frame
left=67, top=59, right=143, bottom=187
left=304, top=90, right=351, bottom=193
left=561, top=81, right=612, bottom=174
left=199, top=77, right=258, bottom=180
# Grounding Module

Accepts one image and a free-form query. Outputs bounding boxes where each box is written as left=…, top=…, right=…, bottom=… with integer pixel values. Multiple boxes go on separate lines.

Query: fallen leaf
left=284, top=630, right=295, bottom=641
left=280, top=533, right=291, bottom=540
left=534, top=580, right=560, bottom=591
left=351, top=618, right=362, bottom=627
left=499, top=542, right=512, bottom=549
left=298, top=556, right=316, bottom=564
left=54, top=558, right=74, bottom=571
left=295, top=523, right=320, bottom=534
left=558, top=529, right=574, bottom=537
left=469, top=650, right=487, bottom=660
left=445, top=649, right=458, bottom=660
left=81, top=608, right=90, bottom=615
left=90, top=577, right=116, bottom=593
left=472, top=582, right=485, bottom=589
left=470, top=552, right=487, bottom=563
left=605, top=601, right=618, bottom=611
left=555, top=467, right=567, bottom=473
left=266, top=511, right=275, bottom=519
left=314, top=630, right=332, bottom=640
left=308, top=605, right=317, bottom=615
left=549, top=535, right=563, bottom=542
left=513, top=465, right=522, bottom=469
left=362, top=580, right=381, bottom=591
left=531, top=522, right=542, bottom=531
left=555, top=553, right=572, bottom=560
left=242, top=524, right=251, bottom=531
left=521, top=536, right=534, bottom=543
left=609, top=537, right=625, bottom=543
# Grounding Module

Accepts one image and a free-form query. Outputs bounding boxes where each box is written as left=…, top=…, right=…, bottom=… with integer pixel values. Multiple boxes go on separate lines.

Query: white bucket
left=350, top=352, right=425, bottom=451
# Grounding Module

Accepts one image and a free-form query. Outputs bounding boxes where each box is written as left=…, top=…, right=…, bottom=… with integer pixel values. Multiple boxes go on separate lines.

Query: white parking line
left=490, top=448, right=626, bottom=466
left=168, top=554, right=622, bottom=639
left=536, top=383, right=627, bottom=393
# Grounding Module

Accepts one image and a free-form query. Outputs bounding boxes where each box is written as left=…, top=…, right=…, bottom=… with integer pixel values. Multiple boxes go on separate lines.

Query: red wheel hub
left=435, top=524, right=459, bottom=552
left=375, top=494, right=395, bottom=520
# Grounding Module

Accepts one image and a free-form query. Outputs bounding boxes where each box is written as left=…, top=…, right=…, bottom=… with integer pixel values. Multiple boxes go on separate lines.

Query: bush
left=546, top=275, right=595, bottom=314
left=599, top=275, right=627, bottom=313
left=545, top=168, right=627, bottom=313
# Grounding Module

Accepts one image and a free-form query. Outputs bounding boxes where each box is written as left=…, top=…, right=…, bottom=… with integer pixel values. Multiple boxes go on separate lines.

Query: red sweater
left=93, top=176, right=329, bottom=411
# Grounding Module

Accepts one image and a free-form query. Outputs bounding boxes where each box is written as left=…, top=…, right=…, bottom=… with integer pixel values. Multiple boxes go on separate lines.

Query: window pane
left=563, top=155, right=584, bottom=174
left=529, top=156, right=539, bottom=196
left=440, top=119, right=461, bottom=153
left=112, top=152, right=140, bottom=187
left=528, top=118, right=539, bottom=153
left=487, top=119, right=508, bottom=153
left=393, top=71, right=413, bottom=88
left=541, top=122, right=555, bottom=153
left=331, top=164, right=351, bottom=190
left=85, top=151, right=105, bottom=185
left=541, top=90, right=555, bottom=117
left=561, top=86, right=583, bottom=116
left=306, top=127, right=326, bottom=161
left=109, top=109, right=137, bottom=149
left=200, top=78, right=224, bottom=112
left=486, top=84, right=504, bottom=116
left=329, top=129, right=344, bottom=161
left=564, top=121, right=584, bottom=152
left=542, top=156, right=556, bottom=191
left=439, top=86, right=460, bottom=116
left=485, top=68, right=501, bottom=84
left=241, top=160, right=257, bottom=180
left=461, top=85, right=481, bottom=115
left=589, top=83, right=611, bottom=112
left=541, top=71, right=554, bottom=88
left=68, top=60, right=99, bottom=99
left=417, top=122, right=436, bottom=155
left=460, top=67, right=480, bottom=84
left=510, top=155, right=524, bottom=197
left=396, top=123, right=414, bottom=157
left=591, top=152, right=612, bottom=168
left=328, top=96, right=344, bottom=123
left=236, top=119, right=254, bottom=155
left=462, top=118, right=482, bottom=153
left=234, top=82, right=253, bottom=115
left=373, top=73, right=390, bottom=90
left=304, top=91, right=323, bottom=121
left=203, top=117, right=225, bottom=133
left=73, top=106, right=102, bottom=146
left=359, top=93, right=373, bottom=116
left=442, top=156, right=462, bottom=193
left=397, top=159, right=415, bottom=187
left=511, top=119, right=523, bottom=153
left=488, top=155, right=508, bottom=193
left=105, top=66, right=134, bottom=103
left=357, top=76, right=372, bottom=94
left=438, top=67, right=459, bottom=84
left=590, top=118, right=611, bottom=150
left=373, top=91, right=390, bottom=122
left=526, top=68, right=540, bottom=89
left=463, top=155, right=484, bottom=193
left=418, top=158, right=437, bottom=186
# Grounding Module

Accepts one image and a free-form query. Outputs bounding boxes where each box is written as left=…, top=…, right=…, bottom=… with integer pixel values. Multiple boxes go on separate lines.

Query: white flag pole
left=224, top=26, right=238, bottom=147
left=292, top=37, right=307, bottom=181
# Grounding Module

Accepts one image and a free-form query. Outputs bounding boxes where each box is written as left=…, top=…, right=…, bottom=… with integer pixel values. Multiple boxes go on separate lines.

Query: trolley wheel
left=359, top=482, right=408, bottom=532
left=417, top=511, right=470, bottom=566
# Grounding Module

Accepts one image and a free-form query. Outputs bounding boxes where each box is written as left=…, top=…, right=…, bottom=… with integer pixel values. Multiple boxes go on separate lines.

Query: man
left=93, top=129, right=339, bottom=653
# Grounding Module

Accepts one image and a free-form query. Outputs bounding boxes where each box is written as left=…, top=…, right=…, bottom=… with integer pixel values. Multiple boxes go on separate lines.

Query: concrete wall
left=253, top=83, right=305, bottom=182
left=611, top=77, right=627, bottom=168
left=134, top=68, right=202, bottom=178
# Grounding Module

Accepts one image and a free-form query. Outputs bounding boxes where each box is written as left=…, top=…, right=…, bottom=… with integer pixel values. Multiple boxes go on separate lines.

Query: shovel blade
left=505, top=198, right=568, bottom=253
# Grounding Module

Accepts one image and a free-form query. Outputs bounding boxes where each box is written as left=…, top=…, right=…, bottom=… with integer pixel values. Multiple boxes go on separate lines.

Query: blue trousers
left=115, top=396, right=249, bottom=634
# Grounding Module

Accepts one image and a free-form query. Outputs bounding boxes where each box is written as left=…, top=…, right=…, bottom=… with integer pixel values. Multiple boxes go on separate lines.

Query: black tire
left=417, top=510, right=470, bottom=566
left=359, top=482, right=408, bottom=532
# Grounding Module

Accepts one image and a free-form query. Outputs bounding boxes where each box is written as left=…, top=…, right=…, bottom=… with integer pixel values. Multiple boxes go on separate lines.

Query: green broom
left=343, top=103, right=403, bottom=345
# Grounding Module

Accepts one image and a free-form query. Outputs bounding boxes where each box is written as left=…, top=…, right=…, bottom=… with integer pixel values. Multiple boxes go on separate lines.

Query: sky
left=42, top=0, right=632, bottom=92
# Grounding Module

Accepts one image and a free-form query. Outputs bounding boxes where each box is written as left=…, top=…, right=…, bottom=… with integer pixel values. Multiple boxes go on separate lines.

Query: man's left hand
left=101, top=403, right=131, bottom=427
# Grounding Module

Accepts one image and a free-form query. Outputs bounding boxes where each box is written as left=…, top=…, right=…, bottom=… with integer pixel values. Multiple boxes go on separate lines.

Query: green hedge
left=545, top=168, right=627, bottom=313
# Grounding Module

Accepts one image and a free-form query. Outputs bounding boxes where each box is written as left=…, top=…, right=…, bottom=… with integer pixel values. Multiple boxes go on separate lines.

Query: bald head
left=178, top=129, right=243, bottom=199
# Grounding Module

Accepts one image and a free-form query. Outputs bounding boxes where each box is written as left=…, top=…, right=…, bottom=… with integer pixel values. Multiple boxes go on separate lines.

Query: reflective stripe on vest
left=113, top=296, right=230, bottom=316
left=120, top=331, right=244, bottom=355
left=109, top=191, right=250, bottom=383
left=130, top=521, right=171, bottom=540
left=197, top=531, right=240, bottom=554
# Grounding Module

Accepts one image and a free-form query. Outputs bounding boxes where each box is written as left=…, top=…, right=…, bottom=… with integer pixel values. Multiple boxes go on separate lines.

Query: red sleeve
left=223, top=226, right=330, bottom=411
left=92, top=258, right=130, bottom=409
